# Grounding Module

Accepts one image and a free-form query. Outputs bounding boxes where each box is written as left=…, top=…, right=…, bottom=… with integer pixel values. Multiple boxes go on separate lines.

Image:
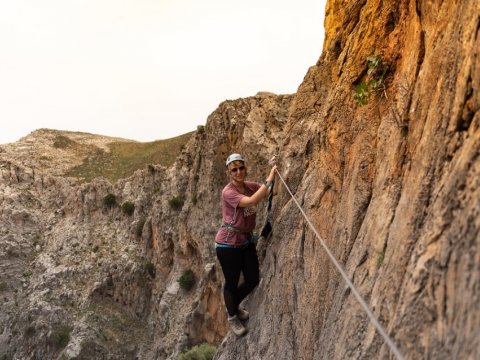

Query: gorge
left=1, top=0, right=479, bottom=359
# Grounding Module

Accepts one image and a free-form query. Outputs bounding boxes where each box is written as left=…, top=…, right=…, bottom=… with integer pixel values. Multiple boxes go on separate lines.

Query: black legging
left=216, top=242, right=260, bottom=317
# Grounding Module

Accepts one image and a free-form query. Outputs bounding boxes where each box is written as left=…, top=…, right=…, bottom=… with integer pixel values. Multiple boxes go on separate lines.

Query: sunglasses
left=230, top=166, right=246, bottom=174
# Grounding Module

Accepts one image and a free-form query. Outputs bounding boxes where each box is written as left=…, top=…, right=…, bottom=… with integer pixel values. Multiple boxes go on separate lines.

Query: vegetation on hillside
left=178, top=269, right=195, bottom=291
left=178, top=342, right=216, bottom=360
left=64, top=132, right=194, bottom=183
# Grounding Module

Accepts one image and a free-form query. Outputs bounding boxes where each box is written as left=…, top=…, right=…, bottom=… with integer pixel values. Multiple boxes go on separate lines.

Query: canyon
left=1, top=0, right=479, bottom=359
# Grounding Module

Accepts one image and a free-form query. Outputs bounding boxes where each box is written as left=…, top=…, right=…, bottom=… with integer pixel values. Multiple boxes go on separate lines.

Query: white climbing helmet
left=225, top=153, right=245, bottom=167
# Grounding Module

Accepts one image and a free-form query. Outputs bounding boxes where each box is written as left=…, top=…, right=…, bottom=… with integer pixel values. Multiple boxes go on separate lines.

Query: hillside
left=0, top=129, right=194, bottom=183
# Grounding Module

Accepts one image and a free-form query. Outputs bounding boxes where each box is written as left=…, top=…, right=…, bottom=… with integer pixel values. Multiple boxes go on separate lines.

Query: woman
left=215, top=153, right=279, bottom=336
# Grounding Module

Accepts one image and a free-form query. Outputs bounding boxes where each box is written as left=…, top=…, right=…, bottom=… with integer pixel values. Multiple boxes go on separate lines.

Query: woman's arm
left=269, top=154, right=280, bottom=196
left=272, top=169, right=280, bottom=196
left=238, top=165, right=278, bottom=207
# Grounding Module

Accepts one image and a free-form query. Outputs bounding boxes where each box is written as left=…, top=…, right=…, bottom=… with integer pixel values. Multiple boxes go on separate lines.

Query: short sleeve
left=222, top=186, right=245, bottom=209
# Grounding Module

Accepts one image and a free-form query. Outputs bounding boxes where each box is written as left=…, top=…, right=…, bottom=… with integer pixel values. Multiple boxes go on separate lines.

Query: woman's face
left=227, top=160, right=247, bottom=182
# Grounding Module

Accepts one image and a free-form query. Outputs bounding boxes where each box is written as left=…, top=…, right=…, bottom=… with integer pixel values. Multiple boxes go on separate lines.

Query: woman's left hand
left=269, top=154, right=278, bottom=165
left=267, top=165, right=278, bottom=181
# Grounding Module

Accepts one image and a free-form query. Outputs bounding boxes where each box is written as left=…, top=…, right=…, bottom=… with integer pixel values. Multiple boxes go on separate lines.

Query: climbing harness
left=275, top=168, right=404, bottom=360
left=219, top=206, right=259, bottom=248
left=223, top=206, right=238, bottom=243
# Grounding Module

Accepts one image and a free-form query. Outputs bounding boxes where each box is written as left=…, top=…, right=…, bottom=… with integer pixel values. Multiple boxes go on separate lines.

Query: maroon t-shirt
left=215, top=181, right=262, bottom=246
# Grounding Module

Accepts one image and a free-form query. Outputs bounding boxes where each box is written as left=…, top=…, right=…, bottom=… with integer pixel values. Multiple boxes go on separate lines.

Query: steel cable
left=275, top=169, right=404, bottom=360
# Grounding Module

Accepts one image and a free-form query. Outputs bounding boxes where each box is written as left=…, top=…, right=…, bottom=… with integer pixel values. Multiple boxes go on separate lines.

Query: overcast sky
left=0, top=0, right=326, bottom=144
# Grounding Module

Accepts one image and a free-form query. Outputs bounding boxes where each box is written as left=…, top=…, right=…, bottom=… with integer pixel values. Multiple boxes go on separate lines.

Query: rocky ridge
left=0, top=129, right=133, bottom=177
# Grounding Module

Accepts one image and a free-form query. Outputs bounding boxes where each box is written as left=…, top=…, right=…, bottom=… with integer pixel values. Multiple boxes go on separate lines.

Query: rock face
left=216, top=0, right=480, bottom=359
left=1, top=0, right=479, bottom=359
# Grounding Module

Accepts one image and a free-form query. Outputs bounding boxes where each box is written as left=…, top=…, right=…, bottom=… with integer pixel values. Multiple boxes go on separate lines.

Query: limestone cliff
left=216, top=0, right=480, bottom=359
left=1, top=0, right=479, bottom=359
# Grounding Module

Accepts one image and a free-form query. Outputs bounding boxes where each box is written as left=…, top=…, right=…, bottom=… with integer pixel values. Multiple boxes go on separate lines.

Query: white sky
left=0, top=0, right=326, bottom=144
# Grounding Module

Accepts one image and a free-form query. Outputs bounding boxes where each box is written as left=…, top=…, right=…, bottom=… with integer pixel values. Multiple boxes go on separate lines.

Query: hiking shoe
left=237, top=307, right=249, bottom=321
left=228, top=315, right=247, bottom=337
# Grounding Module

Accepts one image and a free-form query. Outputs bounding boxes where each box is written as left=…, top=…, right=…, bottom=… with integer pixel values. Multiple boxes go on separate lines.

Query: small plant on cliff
left=169, top=195, right=185, bottom=210
left=178, top=269, right=195, bottom=291
left=178, top=342, right=216, bottom=360
left=145, top=261, right=156, bottom=278
left=376, top=250, right=385, bottom=268
left=354, top=55, right=389, bottom=107
left=121, top=201, right=135, bottom=216
left=48, top=325, right=72, bottom=349
left=24, top=325, right=36, bottom=337
left=103, top=193, right=117, bottom=208
left=354, top=81, right=370, bottom=106
left=366, top=55, right=388, bottom=93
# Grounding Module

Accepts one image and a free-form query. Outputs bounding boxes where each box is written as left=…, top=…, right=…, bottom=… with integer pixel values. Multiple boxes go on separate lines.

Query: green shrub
left=121, top=201, right=135, bottom=216
left=24, top=325, right=36, bottom=337
left=191, top=194, right=197, bottom=206
left=92, top=245, right=99, bottom=253
left=136, top=218, right=146, bottom=237
left=376, top=251, right=385, bottom=268
left=354, top=55, right=389, bottom=107
left=178, top=269, right=195, bottom=291
left=178, top=342, right=216, bottom=360
left=145, top=262, right=156, bottom=279
left=48, top=325, right=71, bottom=349
left=353, top=81, right=370, bottom=106
left=169, top=195, right=184, bottom=210
left=103, top=193, right=117, bottom=208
